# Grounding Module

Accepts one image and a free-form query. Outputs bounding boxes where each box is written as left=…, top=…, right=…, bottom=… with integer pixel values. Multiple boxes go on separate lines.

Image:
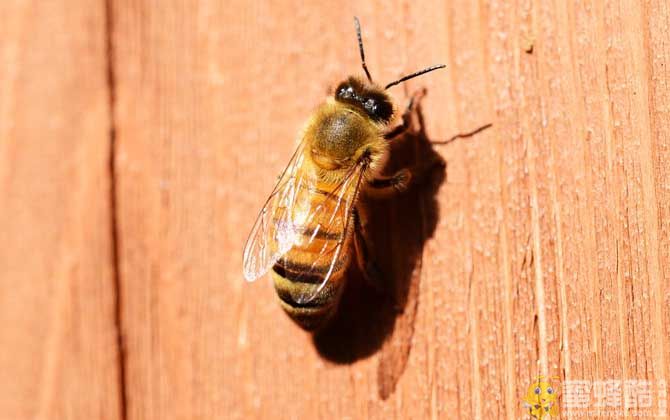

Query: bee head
left=334, top=77, right=394, bottom=123
left=338, top=17, right=445, bottom=124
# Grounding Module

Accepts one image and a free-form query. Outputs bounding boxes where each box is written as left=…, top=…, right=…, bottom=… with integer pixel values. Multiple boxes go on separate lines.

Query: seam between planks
left=104, top=0, right=128, bottom=418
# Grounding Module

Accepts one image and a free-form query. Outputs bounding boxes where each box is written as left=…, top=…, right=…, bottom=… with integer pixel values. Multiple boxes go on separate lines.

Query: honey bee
left=243, top=17, right=446, bottom=330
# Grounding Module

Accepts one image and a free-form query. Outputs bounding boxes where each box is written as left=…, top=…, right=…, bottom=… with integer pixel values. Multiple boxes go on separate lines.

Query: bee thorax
left=312, top=110, right=369, bottom=160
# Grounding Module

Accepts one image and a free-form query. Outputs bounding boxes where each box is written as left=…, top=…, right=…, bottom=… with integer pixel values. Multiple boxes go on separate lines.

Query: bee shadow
left=312, top=103, right=446, bottom=399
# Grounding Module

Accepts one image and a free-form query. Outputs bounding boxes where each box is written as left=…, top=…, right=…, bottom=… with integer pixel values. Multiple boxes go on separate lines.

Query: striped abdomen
left=271, top=177, right=357, bottom=331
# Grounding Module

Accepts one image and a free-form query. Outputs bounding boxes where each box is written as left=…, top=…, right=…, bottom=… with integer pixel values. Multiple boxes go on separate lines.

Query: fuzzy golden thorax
left=303, top=76, right=394, bottom=181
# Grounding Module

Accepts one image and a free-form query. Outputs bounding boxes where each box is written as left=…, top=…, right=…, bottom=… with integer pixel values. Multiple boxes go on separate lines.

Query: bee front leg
left=383, top=88, right=427, bottom=140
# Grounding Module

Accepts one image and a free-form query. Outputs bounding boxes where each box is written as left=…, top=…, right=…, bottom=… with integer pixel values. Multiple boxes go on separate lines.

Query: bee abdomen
left=271, top=258, right=347, bottom=331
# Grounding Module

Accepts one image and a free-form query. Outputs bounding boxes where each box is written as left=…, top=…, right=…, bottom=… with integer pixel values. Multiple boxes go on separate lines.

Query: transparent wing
left=280, top=162, right=367, bottom=305
left=242, top=141, right=308, bottom=282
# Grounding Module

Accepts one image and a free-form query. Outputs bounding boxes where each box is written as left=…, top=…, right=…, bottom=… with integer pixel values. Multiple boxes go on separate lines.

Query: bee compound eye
left=337, top=86, right=355, bottom=99
left=534, top=387, right=541, bottom=395
left=365, top=98, right=377, bottom=112
left=547, top=387, right=553, bottom=394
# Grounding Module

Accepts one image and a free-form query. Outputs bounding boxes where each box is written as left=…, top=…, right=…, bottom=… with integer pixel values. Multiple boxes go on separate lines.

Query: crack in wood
left=104, top=0, right=127, bottom=418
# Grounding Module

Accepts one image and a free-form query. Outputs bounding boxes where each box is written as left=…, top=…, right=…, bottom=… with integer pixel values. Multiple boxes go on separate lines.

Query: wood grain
left=0, top=1, right=122, bottom=419
left=1, top=0, right=666, bottom=418
left=110, top=1, right=665, bottom=418
left=110, top=0, right=670, bottom=418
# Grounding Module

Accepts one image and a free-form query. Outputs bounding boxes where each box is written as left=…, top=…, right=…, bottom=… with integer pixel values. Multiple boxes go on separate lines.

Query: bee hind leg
left=353, top=209, right=401, bottom=311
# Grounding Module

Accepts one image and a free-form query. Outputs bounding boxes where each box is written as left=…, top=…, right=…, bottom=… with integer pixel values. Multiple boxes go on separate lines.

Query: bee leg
left=353, top=208, right=382, bottom=285
left=353, top=209, right=402, bottom=311
left=367, top=155, right=446, bottom=199
left=366, top=169, right=412, bottom=198
left=383, top=88, right=427, bottom=140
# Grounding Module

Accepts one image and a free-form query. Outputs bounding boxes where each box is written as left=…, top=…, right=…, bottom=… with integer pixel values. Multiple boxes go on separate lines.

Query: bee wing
left=280, top=161, right=367, bottom=305
left=242, top=141, right=308, bottom=282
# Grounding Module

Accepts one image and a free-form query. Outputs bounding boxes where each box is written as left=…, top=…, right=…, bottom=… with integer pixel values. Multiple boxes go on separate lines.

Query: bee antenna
left=354, top=17, right=373, bottom=83
left=384, top=64, right=446, bottom=90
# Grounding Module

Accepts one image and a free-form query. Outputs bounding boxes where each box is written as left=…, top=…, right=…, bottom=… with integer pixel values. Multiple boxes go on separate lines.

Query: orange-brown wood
left=0, top=1, right=122, bottom=419
left=1, top=0, right=669, bottom=418
left=110, top=0, right=670, bottom=418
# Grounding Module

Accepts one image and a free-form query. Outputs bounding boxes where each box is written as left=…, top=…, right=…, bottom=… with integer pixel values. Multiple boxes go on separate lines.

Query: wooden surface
left=1, top=0, right=669, bottom=418
left=0, top=1, right=122, bottom=419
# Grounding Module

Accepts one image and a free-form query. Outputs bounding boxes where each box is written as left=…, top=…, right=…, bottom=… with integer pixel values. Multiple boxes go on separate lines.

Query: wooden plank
left=112, top=0, right=670, bottom=418
left=0, top=1, right=122, bottom=419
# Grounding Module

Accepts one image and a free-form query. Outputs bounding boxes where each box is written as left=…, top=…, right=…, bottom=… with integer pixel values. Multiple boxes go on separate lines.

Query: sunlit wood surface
left=1, top=0, right=669, bottom=418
